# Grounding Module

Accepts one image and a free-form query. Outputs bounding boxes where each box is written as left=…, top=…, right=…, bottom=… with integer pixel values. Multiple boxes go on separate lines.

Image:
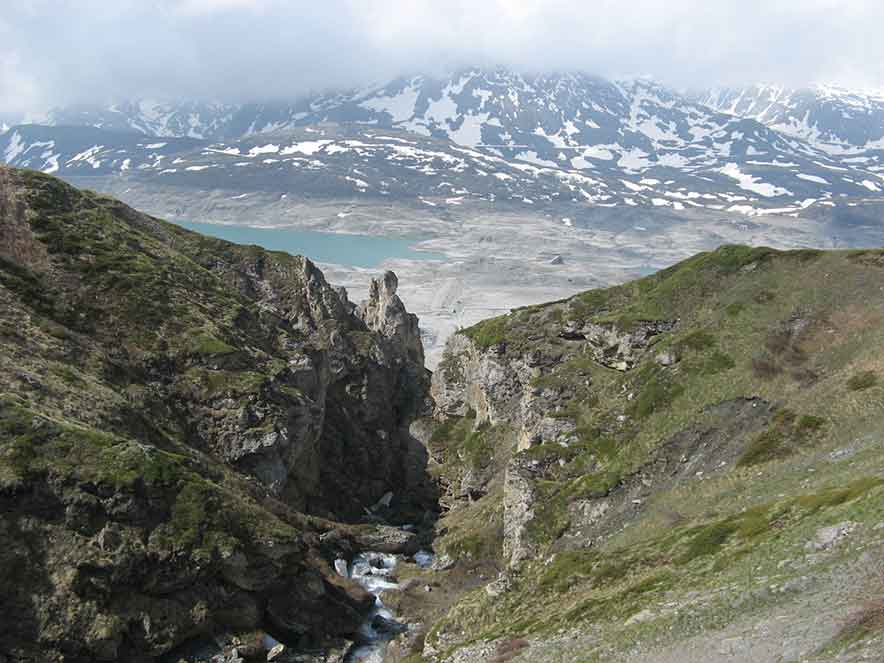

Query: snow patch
left=280, top=140, right=332, bottom=156
left=796, top=173, right=829, bottom=185
left=248, top=144, right=280, bottom=157
left=719, top=163, right=791, bottom=197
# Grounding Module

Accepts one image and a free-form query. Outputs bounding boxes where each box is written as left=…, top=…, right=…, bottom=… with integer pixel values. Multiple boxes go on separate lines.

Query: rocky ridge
left=0, top=166, right=434, bottom=662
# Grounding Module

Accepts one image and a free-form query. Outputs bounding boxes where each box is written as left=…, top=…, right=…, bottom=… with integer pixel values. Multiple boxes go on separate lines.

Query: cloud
left=2, top=0, right=884, bottom=113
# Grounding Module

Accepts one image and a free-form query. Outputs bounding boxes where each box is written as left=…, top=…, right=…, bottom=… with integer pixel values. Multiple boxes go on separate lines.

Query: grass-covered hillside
left=398, top=245, right=884, bottom=662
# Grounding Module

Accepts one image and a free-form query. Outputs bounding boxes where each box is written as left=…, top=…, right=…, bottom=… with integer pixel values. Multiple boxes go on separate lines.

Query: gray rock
left=371, top=615, right=406, bottom=635
left=373, top=491, right=394, bottom=510
left=358, top=271, right=425, bottom=367
left=805, top=521, right=857, bottom=551
left=267, top=643, right=286, bottom=661
left=625, top=608, right=655, bottom=626
left=656, top=350, right=679, bottom=366
left=430, top=552, right=455, bottom=571
left=352, top=525, right=417, bottom=554
left=484, top=573, right=510, bottom=597
left=334, top=558, right=349, bottom=578
left=334, top=286, right=356, bottom=315
left=503, top=461, right=537, bottom=567
left=559, top=319, right=677, bottom=371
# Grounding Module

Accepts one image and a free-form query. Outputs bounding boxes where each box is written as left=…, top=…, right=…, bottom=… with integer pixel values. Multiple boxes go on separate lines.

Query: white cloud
left=2, top=1, right=884, bottom=111
left=0, top=50, right=41, bottom=114
left=168, top=0, right=266, bottom=16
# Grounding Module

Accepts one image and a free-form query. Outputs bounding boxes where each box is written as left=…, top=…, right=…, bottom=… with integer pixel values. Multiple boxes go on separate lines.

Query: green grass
left=738, top=409, right=827, bottom=467
left=429, top=474, right=883, bottom=655
left=630, top=368, right=685, bottom=419
left=186, top=333, right=237, bottom=356
left=847, top=370, right=878, bottom=391
left=461, top=315, right=510, bottom=349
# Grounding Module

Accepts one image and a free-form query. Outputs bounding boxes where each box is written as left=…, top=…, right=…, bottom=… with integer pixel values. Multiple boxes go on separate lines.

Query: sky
left=2, top=0, right=884, bottom=114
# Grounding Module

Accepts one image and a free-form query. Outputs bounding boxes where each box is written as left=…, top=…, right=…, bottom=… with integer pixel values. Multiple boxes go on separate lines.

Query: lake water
left=176, top=220, right=444, bottom=268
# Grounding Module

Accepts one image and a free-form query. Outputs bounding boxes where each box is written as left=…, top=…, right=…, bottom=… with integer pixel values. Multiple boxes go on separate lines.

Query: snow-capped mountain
left=4, top=68, right=884, bottom=217
left=697, top=84, right=884, bottom=156
left=39, top=100, right=239, bottom=140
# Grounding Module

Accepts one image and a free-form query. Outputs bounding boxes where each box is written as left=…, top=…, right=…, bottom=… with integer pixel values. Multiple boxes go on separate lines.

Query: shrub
left=836, top=585, right=884, bottom=646
left=680, top=520, right=738, bottom=563
left=461, top=315, right=509, bottom=349
left=632, top=376, right=684, bottom=419
left=795, top=414, right=825, bottom=435
left=677, top=329, right=716, bottom=351
left=725, top=302, right=746, bottom=317
left=490, top=638, right=530, bottom=663
left=701, top=351, right=736, bottom=375
left=738, top=409, right=826, bottom=467
left=847, top=370, right=878, bottom=391
left=751, top=353, right=781, bottom=380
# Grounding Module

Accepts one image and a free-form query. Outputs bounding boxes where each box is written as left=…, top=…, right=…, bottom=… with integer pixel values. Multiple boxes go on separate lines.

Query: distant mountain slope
left=40, top=100, right=240, bottom=140
left=697, top=83, right=884, bottom=157
left=5, top=68, right=884, bottom=217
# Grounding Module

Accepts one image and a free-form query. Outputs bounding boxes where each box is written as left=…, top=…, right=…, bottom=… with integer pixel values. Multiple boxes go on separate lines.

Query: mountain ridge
left=5, top=67, right=884, bottom=219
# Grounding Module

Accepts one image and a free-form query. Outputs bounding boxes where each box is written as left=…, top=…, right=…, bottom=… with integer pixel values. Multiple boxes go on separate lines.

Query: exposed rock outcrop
left=359, top=270, right=425, bottom=367
left=431, top=313, right=679, bottom=566
left=502, top=459, right=538, bottom=567
left=559, top=319, right=676, bottom=371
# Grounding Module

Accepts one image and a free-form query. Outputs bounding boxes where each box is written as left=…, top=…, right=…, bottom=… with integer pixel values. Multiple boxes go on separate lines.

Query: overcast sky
left=2, top=0, right=884, bottom=113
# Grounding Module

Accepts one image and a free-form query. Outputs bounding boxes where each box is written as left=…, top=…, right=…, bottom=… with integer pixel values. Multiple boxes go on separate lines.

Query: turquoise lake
left=176, top=220, right=444, bottom=268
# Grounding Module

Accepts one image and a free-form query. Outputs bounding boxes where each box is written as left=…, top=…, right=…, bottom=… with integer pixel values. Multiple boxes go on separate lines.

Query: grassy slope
left=0, top=168, right=313, bottom=506
left=422, top=246, right=884, bottom=661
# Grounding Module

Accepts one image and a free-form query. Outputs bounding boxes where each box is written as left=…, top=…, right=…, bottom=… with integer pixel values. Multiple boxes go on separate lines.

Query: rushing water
left=174, top=220, right=444, bottom=268
left=342, top=549, right=435, bottom=663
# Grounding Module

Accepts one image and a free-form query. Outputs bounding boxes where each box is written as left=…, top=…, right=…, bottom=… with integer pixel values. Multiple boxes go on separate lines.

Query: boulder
left=334, top=558, right=349, bottom=578
left=351, top=525, right=418, bottom=554
left=267, top=643, right=286, bottom=661
left=805, top=521, right=856, bottom=551
left=371, top=615, right=407, bottom=636
left=656, top=350, right=679, bottom=366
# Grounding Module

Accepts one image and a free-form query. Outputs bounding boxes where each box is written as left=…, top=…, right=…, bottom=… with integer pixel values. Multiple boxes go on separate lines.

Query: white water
left=343, top=549, right=435, bottom=663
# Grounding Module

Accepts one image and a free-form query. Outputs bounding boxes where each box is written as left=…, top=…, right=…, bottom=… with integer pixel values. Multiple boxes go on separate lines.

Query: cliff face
left=0, top=167, right=432, bottom=662
left=419, top=246, right=884, bottom=662
left=431, top=311, right=682, bottom=566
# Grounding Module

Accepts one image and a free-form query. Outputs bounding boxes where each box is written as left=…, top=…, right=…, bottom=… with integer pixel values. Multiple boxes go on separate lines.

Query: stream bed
left=342, top=550, right=434, bottom=663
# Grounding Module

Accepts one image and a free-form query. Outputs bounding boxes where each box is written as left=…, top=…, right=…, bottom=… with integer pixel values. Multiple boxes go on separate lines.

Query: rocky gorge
left=2, top=166, right=884, bottom=663
left=0, top=165, right=437, bottom=662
